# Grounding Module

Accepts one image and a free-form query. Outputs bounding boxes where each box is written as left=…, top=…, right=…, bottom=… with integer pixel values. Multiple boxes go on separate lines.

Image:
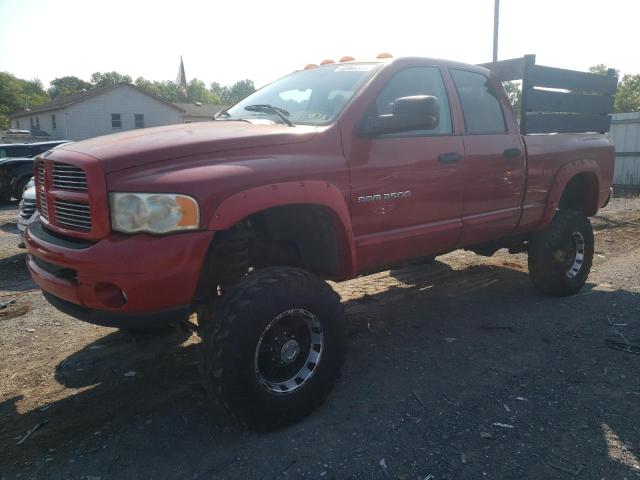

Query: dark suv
left=0, top=141, right=70, bottom=159
left=0, top=141, right=70, bottom=201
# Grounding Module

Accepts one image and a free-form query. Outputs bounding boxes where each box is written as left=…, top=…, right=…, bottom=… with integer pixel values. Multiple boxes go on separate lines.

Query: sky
left=0, top=0, right=638, bottom=90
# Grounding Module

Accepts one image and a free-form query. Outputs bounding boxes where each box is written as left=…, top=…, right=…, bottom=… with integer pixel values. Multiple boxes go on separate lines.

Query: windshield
left=223, top=63, right=381, bottom=125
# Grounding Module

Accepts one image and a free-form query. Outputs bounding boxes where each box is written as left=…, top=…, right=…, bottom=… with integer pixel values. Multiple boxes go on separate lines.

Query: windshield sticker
left=335, top=64, right=376, bottom=72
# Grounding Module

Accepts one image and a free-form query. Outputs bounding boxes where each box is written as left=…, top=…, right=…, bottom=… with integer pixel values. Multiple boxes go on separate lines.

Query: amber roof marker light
left=320, top=59, right=336, bottom=65
left=376, top=52, right=393, bottom=59
left=339, top=56, right=355, bottom=62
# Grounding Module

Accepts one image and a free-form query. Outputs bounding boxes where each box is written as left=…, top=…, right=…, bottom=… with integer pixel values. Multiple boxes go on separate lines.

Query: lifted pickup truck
left=25, top=54, right=616, bottom=430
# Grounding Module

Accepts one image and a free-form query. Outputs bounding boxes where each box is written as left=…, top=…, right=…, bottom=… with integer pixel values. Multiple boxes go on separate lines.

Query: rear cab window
left=450, top=69, right=506, bottom=134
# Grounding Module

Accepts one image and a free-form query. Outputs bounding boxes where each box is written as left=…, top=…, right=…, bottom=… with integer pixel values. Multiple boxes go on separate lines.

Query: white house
left=10, top=84, right=225, bottom=141
left=174, top=102, right=225, bottom=123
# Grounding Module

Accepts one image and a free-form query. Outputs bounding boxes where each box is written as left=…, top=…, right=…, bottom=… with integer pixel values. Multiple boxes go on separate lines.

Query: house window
left=111, top=113, right=121, bottom=129
left=16, top=120, right=20, bottom=129
left=134, top=114, right=144, bottom=128
left=30, top=118, right=34, bottom=128
left=52, top=114, right=57, bottom=130
left=36, top=117, right=40, bottom=129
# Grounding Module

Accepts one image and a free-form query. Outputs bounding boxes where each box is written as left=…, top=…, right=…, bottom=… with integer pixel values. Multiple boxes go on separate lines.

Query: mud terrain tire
left=528, top=210, right=594, bottom=296
left=200, top=267, right=345, bottom=430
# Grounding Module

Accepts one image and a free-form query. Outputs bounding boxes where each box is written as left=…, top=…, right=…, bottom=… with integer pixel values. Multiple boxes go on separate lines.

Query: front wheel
left=528, top=210, right=594, bottom=296
left=199, top=267, right=346, bottom=430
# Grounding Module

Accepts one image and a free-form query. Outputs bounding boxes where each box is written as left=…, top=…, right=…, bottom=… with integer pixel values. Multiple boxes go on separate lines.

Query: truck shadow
left=0, top=220, right=20, bottom=234
left=0, top=252, right=34, bottom=292
left=1, top=261, right=639, bottom=478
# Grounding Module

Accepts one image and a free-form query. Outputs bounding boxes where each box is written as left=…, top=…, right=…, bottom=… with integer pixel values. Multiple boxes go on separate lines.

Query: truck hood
left=57, top=121, right=317, bottom=173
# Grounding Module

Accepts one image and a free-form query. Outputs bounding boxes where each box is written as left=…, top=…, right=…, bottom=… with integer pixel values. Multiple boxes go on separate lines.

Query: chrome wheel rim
left=559, top=231, right=585, bottom=279
left=254, top=309, right=324, bottom=394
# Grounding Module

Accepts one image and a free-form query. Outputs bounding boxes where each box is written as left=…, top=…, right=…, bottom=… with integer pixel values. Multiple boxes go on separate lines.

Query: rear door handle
left=503, top=148, right=522, bottom=158
left=438, top=152, right=462, bottom=164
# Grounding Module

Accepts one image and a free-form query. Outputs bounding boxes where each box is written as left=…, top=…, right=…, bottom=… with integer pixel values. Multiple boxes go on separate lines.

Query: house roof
left=10, top=84, right=185, bottom=118
left=174, top=103, right=226, bottom=118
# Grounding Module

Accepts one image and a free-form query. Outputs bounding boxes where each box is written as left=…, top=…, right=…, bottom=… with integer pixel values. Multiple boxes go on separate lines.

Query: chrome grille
left=36, top=161, right=49, bottom=220
left=54, top=199, right=92, bottom=231
left=52, top=162, right=88, bottom=191
left=19, top=199, right=37, bottom=220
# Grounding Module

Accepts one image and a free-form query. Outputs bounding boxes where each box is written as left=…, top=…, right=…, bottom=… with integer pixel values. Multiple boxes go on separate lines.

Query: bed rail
left=480, top=54, right=618, bottom=135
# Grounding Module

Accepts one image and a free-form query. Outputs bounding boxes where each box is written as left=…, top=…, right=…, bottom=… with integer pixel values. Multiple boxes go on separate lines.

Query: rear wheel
left=528, top=210, right=594, bottom=296
left=199, top=267, right=345, bottom=430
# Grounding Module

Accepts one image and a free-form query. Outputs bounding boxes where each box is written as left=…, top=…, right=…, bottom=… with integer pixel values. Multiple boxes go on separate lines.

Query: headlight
left=109, top=193, right=199, bottom=234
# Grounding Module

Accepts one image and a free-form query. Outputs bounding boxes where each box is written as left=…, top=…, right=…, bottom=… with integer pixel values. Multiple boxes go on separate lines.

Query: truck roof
left=306, top=56, right=491, bottom=76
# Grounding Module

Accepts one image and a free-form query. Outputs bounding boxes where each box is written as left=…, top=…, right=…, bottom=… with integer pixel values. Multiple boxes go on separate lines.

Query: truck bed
left=518, top=133, right=615, bottom=231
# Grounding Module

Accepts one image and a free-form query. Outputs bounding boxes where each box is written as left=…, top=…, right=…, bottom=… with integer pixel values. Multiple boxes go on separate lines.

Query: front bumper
left=25, top=220, right=214, bottom=327
left=42, top=292, right=191, bottom=329
left=18, top=211, right=37, bottom=234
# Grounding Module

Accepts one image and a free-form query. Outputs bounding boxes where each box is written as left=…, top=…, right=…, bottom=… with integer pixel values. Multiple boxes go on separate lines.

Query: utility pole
left=493, top=0, right=500, bottom=62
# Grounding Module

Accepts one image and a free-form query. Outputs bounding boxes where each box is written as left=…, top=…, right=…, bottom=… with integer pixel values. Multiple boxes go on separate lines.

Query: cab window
left=374, top=66, right=452, bottom=136
left=450, top=69, right=506, bottom=134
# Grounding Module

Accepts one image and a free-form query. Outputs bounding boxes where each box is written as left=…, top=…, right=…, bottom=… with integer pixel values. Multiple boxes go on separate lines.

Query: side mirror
left=360, top=95, right=440, bottom=136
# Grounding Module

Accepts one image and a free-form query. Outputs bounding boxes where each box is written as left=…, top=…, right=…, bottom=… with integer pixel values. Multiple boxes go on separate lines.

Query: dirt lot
left=1, top=199, right=639, bottom=480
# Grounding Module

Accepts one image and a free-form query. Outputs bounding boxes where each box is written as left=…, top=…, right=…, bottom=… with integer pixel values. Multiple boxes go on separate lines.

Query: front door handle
left=438, top=152, right=462, bottom=164
left=503, top=148, right=522, bottom=158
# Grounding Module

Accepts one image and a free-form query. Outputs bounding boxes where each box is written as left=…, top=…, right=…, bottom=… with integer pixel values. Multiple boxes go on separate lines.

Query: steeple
left=176, top=55, right=187, bottom=91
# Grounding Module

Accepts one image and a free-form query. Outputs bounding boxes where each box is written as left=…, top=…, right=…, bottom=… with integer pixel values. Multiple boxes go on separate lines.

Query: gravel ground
left=0, top=198, right=639, bottom=480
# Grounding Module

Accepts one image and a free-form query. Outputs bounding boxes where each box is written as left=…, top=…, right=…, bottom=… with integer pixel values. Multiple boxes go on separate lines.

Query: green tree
left=614, top=74, right=640, bottom=113
left=588, top=64, right=619, bottom=76
left=228, top=79, right=255, bottom=105
left=210, top=80, right=256, bottom=106
left=0, top=72, right=49, bottom=129
left=90, top=71, right=132, bottom=88
left=502, top=81, right=522, bottom=117
left=589, top=65, right=640, bottom=113
left=48, top=76, right=92, bottom=98
left=187, top=79, right=220, bottom=104
left=133, top=76, right=155, bottom=93
left=135, top=78, right=182, bottom=102
left=210, top=82, right=231, bottom=104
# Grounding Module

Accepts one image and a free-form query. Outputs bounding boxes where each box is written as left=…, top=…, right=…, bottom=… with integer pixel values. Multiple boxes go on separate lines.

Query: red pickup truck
left=25, top=54, right=616, bottom=430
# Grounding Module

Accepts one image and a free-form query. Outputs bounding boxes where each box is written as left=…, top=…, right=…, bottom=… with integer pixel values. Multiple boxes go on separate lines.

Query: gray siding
left=609, top=113, right=640, bottom=186
left=64, top=86, right=182, bottom=140
left=11, top=85, right=184, bottom=141
left=613, top=156, right=640, bottom=186
left=12, top=112, right=65, bottom=139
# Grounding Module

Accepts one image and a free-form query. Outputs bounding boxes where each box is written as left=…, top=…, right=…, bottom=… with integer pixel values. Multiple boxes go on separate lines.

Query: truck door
left=449, top=69, right=526, bottom=246
left=346, top=66, right=465, bottom=271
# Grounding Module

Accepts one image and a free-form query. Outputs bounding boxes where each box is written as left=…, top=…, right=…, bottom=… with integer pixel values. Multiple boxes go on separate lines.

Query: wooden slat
left=524, top=113, right=612, bottom=134
left=479, top=57, right=527, bottom=82
left=530, top=65, right=618, bottom=94
left=526, top=89, right=614, bottom=114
